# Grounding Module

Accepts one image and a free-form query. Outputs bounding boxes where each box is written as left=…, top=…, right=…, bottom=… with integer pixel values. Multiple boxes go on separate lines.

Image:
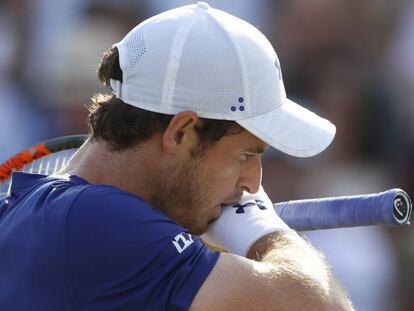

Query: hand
left=202, top=186, right=292, bottom=256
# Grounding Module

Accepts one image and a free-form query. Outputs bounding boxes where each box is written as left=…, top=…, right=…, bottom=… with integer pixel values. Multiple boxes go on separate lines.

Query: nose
left=237, top=156, right=262, bottom=194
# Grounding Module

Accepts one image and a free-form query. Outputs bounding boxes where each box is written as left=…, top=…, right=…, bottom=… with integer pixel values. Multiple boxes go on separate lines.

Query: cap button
left=197, top=2, right=210, bottom=10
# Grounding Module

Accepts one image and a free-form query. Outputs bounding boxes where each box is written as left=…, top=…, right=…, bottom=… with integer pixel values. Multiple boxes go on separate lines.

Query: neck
left=60, top=137, right=162, bottom=201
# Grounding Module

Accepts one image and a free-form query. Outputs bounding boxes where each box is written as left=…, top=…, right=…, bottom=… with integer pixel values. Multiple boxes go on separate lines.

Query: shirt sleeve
left=65, top=186, right=220, bottom=311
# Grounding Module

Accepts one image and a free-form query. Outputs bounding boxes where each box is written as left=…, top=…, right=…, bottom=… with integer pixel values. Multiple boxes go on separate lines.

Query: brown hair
left=88, top=47, right=243, bottom=153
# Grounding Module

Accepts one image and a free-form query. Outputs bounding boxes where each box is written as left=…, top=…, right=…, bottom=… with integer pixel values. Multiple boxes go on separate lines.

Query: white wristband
left=202, top=186, right=292, bottom=257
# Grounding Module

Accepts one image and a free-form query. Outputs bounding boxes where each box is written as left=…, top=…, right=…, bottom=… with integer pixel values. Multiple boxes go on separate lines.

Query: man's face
left=149, top=130, right=268, bottom=235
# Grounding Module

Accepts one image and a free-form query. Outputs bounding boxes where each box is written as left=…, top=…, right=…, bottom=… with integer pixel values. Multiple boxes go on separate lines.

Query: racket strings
left=0, top=149, right=77, bottom=197
left=24, top=150, right=74, bottom=176
left=0, top=145, right=51, bottom=182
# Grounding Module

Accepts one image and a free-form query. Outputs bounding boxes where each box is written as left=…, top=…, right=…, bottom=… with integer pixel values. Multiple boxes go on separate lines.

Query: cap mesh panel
left=172, top=13, right=244, bottom=116
left=126, top=28, right=146, bottom=67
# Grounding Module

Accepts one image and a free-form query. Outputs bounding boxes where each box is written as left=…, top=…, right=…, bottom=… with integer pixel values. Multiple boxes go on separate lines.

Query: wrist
left=202, top=186, right=292, bottom=257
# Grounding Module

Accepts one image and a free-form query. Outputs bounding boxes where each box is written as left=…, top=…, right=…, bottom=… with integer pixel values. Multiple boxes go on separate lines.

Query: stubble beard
left=147, top=156, right=213, bottom=235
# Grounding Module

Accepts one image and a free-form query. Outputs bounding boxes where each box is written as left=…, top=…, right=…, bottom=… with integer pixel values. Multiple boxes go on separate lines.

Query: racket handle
left=274, top=189, right=412, bottom=231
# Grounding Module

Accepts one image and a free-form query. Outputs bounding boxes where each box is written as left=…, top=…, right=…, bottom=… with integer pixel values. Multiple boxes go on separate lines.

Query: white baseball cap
left=110, top=2, right=335, bottom=157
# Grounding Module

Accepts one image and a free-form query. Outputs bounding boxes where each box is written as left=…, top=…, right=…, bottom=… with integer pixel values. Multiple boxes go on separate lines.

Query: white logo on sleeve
left=172, top=232, right=194, bottom=254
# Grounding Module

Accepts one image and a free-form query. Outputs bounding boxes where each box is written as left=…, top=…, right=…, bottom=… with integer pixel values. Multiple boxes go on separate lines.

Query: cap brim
left=236, top=98, right=336, bottom=157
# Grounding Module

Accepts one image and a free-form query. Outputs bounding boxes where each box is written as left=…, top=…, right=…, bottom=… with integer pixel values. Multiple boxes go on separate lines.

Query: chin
left=187, top=214, right=220, bottom=236
left=185, top=222, right=209, bottom=236
left=187, top=226, right=206, bottom=236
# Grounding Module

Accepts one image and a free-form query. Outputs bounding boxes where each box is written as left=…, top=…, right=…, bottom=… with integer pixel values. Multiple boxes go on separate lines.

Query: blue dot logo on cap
left=239, top=106, right=245, bottom=111
left=238, top=97, right=244, bottom=103
left=231, top=106, right=237, bottom=112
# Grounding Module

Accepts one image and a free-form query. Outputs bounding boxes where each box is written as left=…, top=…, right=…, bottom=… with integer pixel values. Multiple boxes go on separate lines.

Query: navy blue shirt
left=0, top=172, right=219, bottom=310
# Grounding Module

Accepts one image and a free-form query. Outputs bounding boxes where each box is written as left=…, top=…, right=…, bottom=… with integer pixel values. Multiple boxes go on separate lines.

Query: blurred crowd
left=1, top=0, right=413, bottom=310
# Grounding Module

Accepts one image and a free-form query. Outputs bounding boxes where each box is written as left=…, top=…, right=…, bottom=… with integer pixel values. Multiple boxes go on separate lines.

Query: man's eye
left=242, top=153, right=254, bottom=160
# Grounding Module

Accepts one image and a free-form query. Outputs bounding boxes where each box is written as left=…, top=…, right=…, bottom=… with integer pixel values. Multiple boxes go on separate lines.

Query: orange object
left=0, top=144, right=51, bottom=182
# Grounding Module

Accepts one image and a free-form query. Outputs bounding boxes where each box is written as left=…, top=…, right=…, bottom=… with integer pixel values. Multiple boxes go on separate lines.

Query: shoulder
left=72, top=184, right=165, bottom=217
left=68, top=184, right=181, bottom=239
left=65, top=184, right=212, bottom=268
left=65, top=185, right=220, bottom=310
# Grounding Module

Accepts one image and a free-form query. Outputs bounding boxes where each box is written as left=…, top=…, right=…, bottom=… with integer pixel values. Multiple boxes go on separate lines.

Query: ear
left=161, top=111, right=200, bottom=154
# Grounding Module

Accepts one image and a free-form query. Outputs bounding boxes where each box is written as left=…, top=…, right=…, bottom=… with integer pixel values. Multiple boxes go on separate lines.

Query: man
left=0, top=3, right=354, bottom=310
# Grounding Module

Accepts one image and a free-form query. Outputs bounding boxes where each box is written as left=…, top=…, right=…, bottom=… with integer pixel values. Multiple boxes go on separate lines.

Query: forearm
left=247, top=231, right=354, bottom=311
left=203, top=186, right=353, bottom=310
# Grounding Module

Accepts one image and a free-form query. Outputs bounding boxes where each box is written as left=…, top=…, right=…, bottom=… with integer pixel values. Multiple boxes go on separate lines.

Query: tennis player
left=0, top=3, right=354, bottom=310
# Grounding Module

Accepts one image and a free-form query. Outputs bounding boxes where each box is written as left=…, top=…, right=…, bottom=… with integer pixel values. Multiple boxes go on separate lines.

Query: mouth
left=207, top=195, right=242, bottom=227
left=220, top=199, right=240, bottom=208
left=221, top=193, right=243, bottom=207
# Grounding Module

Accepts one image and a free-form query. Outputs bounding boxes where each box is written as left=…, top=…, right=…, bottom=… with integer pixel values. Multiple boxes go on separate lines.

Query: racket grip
left=274, top=189, right=412, bottom=231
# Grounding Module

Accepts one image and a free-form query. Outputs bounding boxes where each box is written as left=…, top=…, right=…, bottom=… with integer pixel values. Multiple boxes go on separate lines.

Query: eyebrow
left=244, top=145, right=268, bottom=154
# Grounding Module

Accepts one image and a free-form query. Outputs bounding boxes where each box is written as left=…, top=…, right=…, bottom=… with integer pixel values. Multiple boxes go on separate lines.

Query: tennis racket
left=0, top=135, right=87, bottom=196
left=0, top=134, right=411, bottom=231
left=274, top=189, right=411, bottom=230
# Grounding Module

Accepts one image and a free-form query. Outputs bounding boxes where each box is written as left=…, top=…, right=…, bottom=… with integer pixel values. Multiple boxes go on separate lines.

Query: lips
left=220, top=198, right=242, bottom=207
left=218, top=191, right=243, bottom=208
